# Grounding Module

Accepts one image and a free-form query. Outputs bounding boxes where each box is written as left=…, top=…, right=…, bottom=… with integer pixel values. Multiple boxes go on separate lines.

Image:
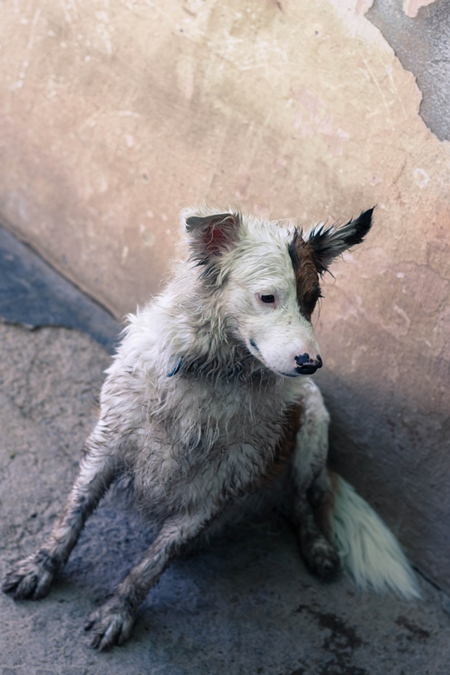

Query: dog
left=3, top=205, right=419, bottom=650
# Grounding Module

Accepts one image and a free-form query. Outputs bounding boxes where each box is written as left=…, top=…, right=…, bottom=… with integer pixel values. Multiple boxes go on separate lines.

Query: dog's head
left=181, top=206, right=374, bottom=378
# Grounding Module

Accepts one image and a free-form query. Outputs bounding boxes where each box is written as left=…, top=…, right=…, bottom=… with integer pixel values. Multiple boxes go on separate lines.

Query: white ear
left=306, top=208, right=374, bottom=274
left=180, top=207, right=242, bottom=258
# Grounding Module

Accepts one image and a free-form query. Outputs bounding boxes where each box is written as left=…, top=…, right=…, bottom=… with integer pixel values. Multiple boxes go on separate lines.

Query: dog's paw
left=2, top=550, right=57, bottom=600
left=302, top=540, right=341, bottom=581
left=85, top=598, right=136, bottom=650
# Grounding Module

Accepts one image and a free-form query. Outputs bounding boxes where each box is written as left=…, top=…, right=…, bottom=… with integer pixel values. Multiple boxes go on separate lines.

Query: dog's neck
left=164, top=268, right=279, bottom=386
left=176, top=344, right=274, bottom=385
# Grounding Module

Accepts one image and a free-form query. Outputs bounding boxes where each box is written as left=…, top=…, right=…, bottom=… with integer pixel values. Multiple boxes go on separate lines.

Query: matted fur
left=3, top=205, right=419, bottom=651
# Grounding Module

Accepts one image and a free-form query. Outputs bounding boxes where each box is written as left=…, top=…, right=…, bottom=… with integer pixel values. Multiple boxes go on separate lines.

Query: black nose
left=295, top=353, right=323, bottom=375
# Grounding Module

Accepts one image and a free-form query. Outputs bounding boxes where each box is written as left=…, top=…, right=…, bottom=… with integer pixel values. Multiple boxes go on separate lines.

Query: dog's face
left=182, top=207, right=373, bottom=378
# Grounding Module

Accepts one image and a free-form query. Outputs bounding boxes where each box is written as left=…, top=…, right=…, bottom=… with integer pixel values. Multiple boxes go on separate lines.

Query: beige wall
left=1, top=1, right=449, bottom=592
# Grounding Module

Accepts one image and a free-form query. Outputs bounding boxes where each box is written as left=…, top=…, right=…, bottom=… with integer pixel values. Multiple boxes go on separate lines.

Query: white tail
left=330, top=475, right=420, bottom=599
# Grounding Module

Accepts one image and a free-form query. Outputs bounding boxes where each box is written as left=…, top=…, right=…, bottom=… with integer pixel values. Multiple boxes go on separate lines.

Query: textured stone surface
left=1, top=322, right=450, bottom=674
left=0, top=0, right=449, bottom=594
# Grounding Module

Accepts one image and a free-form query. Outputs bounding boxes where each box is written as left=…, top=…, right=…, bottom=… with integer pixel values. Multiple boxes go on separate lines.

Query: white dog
left=3, top=206, right=419, bottom=650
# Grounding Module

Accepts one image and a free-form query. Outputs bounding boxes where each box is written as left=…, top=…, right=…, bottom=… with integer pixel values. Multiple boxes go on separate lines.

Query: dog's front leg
left=288, top=382, right=340, bottom=580
left=290, top=472, right=340, bottom=581
left=85, top=511, right=211, bottom=650
left=3, top=426, right=119, bottom=600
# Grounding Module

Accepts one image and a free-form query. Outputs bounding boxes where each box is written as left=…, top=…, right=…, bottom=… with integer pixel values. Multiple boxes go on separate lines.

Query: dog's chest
left=130, top=373, right=295, bottom=513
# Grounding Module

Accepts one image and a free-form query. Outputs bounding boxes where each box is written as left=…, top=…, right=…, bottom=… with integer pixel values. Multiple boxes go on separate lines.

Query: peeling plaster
left=403, top=0, right=438, bottom=19
left=356, top=0, right=375, bottom=14
left=367, top=0, right=450, bottom=141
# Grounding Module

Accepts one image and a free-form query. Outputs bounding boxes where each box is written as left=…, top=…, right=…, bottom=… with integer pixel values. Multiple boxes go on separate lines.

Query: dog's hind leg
left=288, top=381, right=340, bottom=580
left=85, top=511, right=212, bottom=650
left=3, top=421, right=120, bottom=600
left=287, top=382, right=419, bottom=597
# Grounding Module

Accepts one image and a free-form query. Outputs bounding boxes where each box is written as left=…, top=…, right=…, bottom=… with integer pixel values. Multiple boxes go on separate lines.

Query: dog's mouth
left=249, top=338, right=260, bottom=353
left=295, top=353, right=322, bottom=375
left=295, top=364, right=320, bottom=375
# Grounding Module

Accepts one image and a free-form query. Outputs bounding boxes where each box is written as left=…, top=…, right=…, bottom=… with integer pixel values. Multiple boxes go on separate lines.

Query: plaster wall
left=0, top=1, right=449, bottom=592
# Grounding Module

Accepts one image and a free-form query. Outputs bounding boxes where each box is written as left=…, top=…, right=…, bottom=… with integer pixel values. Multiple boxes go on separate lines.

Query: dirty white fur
left=331, top=476, right=420, bottom=598
left=3, top=204, right=419, bottom=651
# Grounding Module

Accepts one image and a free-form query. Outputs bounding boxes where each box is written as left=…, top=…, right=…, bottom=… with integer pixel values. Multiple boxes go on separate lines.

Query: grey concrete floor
left=1, top=323, right=450, bottom=675
left=0, top=228, right=449, bottom=674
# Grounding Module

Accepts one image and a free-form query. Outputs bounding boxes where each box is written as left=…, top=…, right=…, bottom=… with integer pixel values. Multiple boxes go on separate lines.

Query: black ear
left=306, top=207, right=375, bottom=274
left=183, top=210, right=241, bottom=258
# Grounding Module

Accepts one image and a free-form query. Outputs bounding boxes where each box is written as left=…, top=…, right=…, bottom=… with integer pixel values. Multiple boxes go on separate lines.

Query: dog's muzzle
left=295, top=353, right=323, bottom=375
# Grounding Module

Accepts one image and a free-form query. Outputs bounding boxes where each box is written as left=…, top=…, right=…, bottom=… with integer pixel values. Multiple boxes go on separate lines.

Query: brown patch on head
left=288, top=230, right=322, bottom=321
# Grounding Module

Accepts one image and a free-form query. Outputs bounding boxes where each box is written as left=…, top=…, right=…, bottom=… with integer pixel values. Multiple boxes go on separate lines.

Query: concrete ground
left=1, top=231, right=450, bottom=675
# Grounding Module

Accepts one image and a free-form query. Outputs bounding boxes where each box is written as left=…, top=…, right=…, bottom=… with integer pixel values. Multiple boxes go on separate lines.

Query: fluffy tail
left=330, top=474, right=420, bottom=599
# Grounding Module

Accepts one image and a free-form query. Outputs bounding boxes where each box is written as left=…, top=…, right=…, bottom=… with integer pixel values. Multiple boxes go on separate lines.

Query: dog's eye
left=259, top=294, right=275, bottom=304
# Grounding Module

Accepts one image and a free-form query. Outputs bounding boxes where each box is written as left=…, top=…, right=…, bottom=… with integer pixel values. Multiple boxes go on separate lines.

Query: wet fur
left=3, top=205, right=418, bottom=651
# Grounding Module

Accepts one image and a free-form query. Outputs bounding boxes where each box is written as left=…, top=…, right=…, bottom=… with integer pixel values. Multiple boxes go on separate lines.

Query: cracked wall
left=0, top=0, right=449, bottom=592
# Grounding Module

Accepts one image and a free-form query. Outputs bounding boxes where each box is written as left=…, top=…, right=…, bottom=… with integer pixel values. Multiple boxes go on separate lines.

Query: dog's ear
left=182, top=210, right=241, bottom=257
left=306, top=208, right=374, bottom=274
